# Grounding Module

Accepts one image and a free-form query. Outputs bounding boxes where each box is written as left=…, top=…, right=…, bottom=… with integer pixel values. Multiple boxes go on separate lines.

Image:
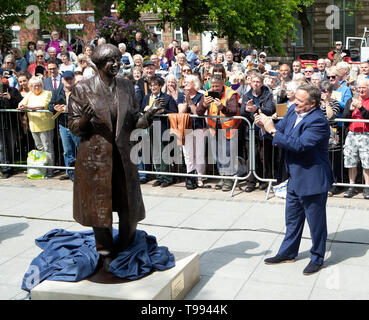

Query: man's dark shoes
left=264, top=254, right=295, bottom=265
left=363, top=188, right=369, bottom=200
left=259, top=182, right=268, bottom=190
left=214, top=179, right=224, bottom=190
left=160, top=181, right=170, bottom=188
left=59, top=174, right=70, bottom=180
left=344, top=186, right=358, bottom=198
left=1, top=172, right=11, bottom=179
left=152, top=180, right=162, bottom=187
left=303, top=260, right=322, bottom=275
left=245, top=184, right=255, bottom=193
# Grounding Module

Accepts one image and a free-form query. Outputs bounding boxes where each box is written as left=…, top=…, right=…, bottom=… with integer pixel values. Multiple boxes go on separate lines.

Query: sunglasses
left=259, top=56, right=266, bottom=58
left=182, top=69, right=191, bottom=72
left=305, top=70, right=313, bottom=73
left=327, top=75, right=336, bottom=79
left=37, top=55, right=44, bottom=58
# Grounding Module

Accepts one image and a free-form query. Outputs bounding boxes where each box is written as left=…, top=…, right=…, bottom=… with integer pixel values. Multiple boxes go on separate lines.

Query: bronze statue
left=68, top=44, right=163, bottom=272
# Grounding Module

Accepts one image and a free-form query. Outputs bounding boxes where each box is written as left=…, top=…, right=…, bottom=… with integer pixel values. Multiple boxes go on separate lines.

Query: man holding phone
left=196, top=75, right=240, bottom=191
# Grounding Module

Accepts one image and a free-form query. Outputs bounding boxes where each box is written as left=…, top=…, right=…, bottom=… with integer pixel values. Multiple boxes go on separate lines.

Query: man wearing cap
left=328, top=41, right=346, bottom=65
left=48, top=71, right=80, bottom=180
left=258, top=52, right=272, bottom=72
left=136, top=61, right=156, bottom=106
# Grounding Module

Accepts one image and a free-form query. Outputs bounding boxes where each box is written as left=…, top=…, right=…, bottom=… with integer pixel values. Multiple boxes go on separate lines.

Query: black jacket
left=0, top=87, right=23, bottom=130
left=48, top=83, right=68, bottom=127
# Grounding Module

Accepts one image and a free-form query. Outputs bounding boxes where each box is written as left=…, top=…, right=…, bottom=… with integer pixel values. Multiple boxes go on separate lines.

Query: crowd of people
left=1, top=30, right=369, bottom=199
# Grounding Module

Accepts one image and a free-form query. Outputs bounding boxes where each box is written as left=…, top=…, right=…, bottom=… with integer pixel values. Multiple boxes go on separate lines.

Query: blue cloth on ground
left=21, top=229, right=175, bottom=292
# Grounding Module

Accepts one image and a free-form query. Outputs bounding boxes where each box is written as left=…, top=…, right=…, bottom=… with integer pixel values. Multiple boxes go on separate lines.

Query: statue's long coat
left=68, top=75, right=145, bottom=228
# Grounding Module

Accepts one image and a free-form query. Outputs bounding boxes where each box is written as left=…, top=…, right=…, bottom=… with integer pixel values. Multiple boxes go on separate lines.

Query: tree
left=134, top=0, right=299, bottom=54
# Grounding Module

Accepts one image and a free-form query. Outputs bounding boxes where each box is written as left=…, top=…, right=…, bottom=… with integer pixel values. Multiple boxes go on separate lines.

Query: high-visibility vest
left=206, top=86, right=241, bottom=139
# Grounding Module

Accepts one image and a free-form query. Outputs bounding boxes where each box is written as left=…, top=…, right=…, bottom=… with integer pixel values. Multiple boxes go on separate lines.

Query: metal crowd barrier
left=251, top=117, right=369, bottom=200
left=2, top=108, right=369, bottom=200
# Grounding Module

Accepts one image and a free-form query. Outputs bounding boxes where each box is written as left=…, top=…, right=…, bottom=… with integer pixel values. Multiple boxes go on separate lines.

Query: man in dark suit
left=43, top=60, right=62, bottom=92
left=255, top=84, right=333, bottom=275
left=48, top=71, right=80, bottom=180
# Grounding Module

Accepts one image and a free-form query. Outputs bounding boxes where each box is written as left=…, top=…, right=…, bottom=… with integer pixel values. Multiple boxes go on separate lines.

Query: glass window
left=11, top=26, right=21, bottom=49
left=66, top=0, right=81, bottom=12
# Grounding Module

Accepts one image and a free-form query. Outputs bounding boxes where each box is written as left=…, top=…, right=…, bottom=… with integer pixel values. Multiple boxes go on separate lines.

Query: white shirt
left=294, top=107, right=316, bottom=128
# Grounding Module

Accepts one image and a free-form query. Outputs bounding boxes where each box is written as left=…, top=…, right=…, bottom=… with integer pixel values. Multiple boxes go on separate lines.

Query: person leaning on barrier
left=68, top=44, right=164, bottom=272
left=255, top=84, right=333, bottom=275
left=342, top=77, right=369, bottom=199
left=240, top=72, right=276, bottom=192
left=0, top=76, right=23, bottom=179
left=17, top=76, right=54, bottom=178
left=196, top=74, right=240, bottom=192
left=177, top=74, right=206, bottom=189
left=319, top=80, right=341, bottom=197
left=140, top=75, right=178, bottom=188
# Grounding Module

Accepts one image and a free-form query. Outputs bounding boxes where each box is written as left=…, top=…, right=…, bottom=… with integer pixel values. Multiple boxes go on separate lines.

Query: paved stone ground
left=1, top=171, right=369, bottom=300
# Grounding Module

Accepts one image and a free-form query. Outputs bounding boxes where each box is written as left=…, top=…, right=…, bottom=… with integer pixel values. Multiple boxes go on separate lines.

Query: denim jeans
left=59, top=124, right=80, bottom=180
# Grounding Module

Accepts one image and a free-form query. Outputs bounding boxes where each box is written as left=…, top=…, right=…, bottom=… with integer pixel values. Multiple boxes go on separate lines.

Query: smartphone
left=208, top=91, right=220, bottom=99
left=269, top=71, right=278, bottom=77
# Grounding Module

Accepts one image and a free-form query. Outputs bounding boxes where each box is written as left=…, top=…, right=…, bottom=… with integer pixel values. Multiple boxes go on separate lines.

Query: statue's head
left=92, top=44, right=121, bottom=78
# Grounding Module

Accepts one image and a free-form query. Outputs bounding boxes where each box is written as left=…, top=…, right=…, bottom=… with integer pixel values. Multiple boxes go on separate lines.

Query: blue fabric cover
left=21, top=229, right=175, bottom=292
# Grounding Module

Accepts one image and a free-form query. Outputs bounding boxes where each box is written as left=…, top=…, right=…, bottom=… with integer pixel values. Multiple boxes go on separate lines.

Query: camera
left=0, top=82, right=9, bottom=95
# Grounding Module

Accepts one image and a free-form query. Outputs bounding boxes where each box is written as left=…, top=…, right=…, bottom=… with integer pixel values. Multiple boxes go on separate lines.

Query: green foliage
left=0, top=26, right=15, bottom=50
left=96, top=16, right=150, bottom=43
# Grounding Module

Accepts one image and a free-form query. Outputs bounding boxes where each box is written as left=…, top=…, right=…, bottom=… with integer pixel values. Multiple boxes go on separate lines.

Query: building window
left=66, top=0, right=81, bottom=12
left=11, top=26, right=21, bottom=49
left=174, top=27, right=183, bottom=45
left=333, top=0, right=356, bottom=43
left=148, top=25, right=162, bottom=42
left=66, top=24, right=84, bottom=43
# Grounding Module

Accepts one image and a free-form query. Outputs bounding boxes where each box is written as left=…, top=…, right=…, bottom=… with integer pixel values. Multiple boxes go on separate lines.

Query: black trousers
left=245, top=137, right=274, bottom=186
left=93, top=213, right=137, bottom=259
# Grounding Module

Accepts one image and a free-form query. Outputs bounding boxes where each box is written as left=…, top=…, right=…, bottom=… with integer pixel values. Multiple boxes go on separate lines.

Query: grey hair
left=47, top=47, right=56, bottom=53
left=251, top=72, right=264, bottom=82
left=185, top=74, right=201, bottom=91
left=118, top=43, right=126, bottom=51
left=286, top=81, right=300, bottom=93
left=297, top=84, right=321, bottom=107
left=320, top=80, right=334, bottom=92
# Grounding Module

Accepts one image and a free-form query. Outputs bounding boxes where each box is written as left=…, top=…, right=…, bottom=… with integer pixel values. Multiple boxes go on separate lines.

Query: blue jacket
left=273, top=105, right=333, bottom=196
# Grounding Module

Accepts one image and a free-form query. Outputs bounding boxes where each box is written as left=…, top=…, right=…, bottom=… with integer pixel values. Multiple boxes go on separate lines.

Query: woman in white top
left=57, top=41, right=78, bottom=65
left=59, top=52, right=75, bottom=74
left=75, top=53, right=96, bottom=79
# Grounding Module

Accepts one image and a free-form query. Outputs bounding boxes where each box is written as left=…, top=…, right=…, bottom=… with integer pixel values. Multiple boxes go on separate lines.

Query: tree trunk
left=93, top=0, right=114, bottom=25
left=299, top=5, right=312, bottom=52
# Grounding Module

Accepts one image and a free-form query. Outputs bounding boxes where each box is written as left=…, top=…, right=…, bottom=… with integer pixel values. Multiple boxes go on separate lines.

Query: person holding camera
left=0, top=76, right=23, bottom=178
left=196, top=74, right=240, bottom=192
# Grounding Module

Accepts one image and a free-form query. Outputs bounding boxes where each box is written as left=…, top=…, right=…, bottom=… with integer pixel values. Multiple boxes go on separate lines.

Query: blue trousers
left=59, top=124, right=80, bottom=180
left=278, top=188, right=328, bottom=265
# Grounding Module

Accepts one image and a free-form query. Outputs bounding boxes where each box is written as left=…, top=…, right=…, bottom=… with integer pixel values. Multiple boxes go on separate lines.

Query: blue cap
left=62, top=71, right=75, bottom=79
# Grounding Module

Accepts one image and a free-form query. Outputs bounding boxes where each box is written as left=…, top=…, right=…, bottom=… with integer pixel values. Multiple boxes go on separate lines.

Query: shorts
left=343, top=131, right=369, bottom=169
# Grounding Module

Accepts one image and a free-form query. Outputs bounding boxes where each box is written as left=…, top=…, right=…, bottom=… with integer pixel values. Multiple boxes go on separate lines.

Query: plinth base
left=30, top=251, right=199, bottom=300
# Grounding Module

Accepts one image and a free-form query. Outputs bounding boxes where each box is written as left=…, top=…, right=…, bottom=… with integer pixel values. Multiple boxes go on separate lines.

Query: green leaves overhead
left=131, top=0, right=301, bottom=53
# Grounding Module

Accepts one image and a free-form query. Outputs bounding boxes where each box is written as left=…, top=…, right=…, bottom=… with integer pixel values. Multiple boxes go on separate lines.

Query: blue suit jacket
left=273, top=105, right=334, bottom=196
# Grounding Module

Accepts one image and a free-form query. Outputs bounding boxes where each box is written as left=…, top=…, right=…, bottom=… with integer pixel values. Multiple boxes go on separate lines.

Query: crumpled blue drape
left=21, top=228, right=175, bottom=292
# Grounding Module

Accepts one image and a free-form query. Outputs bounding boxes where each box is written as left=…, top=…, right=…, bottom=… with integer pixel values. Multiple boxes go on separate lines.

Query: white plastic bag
left=272, top=180, right=288, bottom=199
left=27, top=150, right=47, bottom=179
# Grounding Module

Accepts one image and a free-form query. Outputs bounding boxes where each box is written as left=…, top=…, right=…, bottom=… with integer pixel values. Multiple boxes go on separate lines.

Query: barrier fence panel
left=250, top=117, right=369, bottom=200
left=0, top=109, right=254, bottom=197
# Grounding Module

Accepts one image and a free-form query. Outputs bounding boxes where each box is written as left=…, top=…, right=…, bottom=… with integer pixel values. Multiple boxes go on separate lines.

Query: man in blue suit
left=255, top=84, right=334, bottom=275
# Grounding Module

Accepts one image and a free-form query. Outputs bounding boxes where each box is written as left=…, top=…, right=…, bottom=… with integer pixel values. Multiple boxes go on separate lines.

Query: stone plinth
left=30, top=251, right=199, bottom=300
